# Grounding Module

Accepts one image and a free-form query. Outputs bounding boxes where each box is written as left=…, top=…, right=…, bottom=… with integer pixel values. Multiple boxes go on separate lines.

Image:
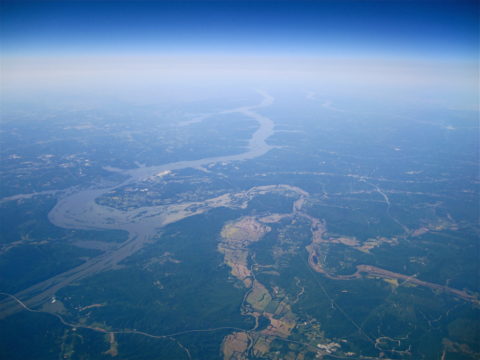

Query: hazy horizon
left=1, top=0, right=478, bottom=109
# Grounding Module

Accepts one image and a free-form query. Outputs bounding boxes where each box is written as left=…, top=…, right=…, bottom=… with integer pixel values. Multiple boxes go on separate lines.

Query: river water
left=0, top=91, right=276, bottom=316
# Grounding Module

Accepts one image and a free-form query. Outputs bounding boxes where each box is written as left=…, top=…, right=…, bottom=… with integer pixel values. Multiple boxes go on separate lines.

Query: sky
left=1, top=0, right=478, bottom=107
left=1, top=0, right=478, bottom=59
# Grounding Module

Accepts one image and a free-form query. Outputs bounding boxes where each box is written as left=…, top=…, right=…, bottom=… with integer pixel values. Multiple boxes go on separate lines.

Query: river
left=0, top=91, right=276, bottom=317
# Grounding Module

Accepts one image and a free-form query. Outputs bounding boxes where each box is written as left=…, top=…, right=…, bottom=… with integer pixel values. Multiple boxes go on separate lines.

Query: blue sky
left=1, top=0, right=478, bottom=60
